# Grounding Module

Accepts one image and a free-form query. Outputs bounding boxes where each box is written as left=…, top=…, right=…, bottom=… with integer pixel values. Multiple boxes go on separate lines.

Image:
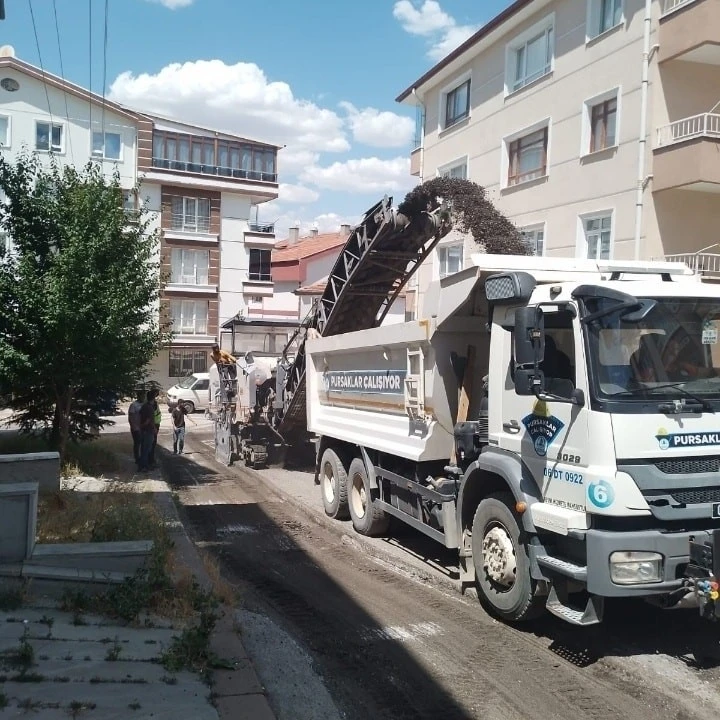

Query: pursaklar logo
left=522, top=400, right=565, bottom=457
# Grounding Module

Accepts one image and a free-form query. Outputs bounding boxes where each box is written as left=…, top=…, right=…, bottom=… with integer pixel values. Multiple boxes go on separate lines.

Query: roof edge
left=395, top=0, right=535, bottom=103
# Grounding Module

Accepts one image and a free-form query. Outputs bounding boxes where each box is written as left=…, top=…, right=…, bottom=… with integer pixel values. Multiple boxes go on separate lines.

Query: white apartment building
left=397, top=0, right=720, bottom=299
left=0, top=50, right=279, bottom=390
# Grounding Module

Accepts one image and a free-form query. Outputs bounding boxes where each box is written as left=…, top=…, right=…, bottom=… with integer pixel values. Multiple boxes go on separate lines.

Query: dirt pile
left=399, top=177, right=531, bottom=256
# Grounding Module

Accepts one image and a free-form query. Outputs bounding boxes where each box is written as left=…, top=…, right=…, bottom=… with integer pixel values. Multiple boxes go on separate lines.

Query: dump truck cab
left=460, top=256, right=720, bottom=623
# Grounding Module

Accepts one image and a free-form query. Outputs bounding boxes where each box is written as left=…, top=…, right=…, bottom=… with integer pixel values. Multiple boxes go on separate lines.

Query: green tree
left=0, top=153, right=169, bottom=459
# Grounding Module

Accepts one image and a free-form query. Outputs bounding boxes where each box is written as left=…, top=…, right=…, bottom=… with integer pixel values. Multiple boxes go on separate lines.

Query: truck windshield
left=583, top=296, right=720, bottom=407
left=177, top=375, right=198, bottom=389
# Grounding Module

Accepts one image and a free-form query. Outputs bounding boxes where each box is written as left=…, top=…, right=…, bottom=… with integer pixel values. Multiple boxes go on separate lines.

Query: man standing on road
left=148, top=389, right=161, bottom=468
left=138, top=392, right=156, bottom=472
left=172, top=401, right=188, bottom=455
left=127, top=390, right=145, bottom=466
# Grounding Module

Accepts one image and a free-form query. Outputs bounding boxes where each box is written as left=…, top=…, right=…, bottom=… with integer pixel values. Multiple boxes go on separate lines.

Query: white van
left=166, top=372, right=210, bottom=413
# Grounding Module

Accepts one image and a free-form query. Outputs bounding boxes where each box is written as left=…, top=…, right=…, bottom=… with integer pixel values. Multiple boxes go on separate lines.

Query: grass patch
left=37, top=484, right=166, bottom=545
left=0, top=587, right=26, bottom=612
left=0, top=627, right=35, bottom=678
left=0, top=432, right=124, bottom=479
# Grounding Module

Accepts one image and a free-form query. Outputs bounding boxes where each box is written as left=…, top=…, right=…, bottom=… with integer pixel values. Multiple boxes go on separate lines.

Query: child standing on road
left=172, top=402, right=188, bottom=454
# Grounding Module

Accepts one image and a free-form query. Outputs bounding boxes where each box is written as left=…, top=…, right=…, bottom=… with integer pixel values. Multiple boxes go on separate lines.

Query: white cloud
left=143, top=0, right=194, bottom=8
left=340, top=102, right=414, bottom=148
left=109, top=60, right=349, bottom=155
left=300, top=156, right=417, bottom=195
left=279, top=183, right=320, bottom=204
left=280, top=149, right=320, bottom=176
left=393, top=1, right=477, bottom=61
left=266, top=205, right=359, bottom=240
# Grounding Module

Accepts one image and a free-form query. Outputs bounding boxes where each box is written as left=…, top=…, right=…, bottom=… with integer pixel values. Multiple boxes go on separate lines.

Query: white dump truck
left=305, top=254, right=720, bottom=625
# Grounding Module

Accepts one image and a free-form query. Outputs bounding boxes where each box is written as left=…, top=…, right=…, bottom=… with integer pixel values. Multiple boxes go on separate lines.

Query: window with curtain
left=170, top=248, right=209, bottom=285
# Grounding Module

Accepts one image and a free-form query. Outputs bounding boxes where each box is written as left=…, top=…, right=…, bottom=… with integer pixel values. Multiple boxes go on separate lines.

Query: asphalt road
left=159, top=423, right=720, bottom=720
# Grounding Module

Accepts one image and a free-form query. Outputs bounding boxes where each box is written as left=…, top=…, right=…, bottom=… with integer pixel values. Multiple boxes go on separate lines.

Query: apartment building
left=0, top=50, right=279, bottom=389
left=397, top=0, right=720, bottom=300
left=140, top=116, right=279, bottom=388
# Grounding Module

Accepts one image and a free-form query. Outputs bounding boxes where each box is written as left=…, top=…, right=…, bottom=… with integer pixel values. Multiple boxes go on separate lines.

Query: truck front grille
left=670, top=487, right=720, bottom=505
left=654, top=457, right=720, bottom=475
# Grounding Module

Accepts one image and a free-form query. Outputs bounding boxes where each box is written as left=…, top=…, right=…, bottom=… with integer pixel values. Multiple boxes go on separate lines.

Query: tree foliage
left=399, top=177, right=532, bottom=256
left=0, top=153, right=169, bottom=457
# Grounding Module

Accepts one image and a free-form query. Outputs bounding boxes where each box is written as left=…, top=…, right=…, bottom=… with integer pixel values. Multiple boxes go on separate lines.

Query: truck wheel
left=183, top=401, right=195, bottom=414
left=471, top=492, right=544, bottom=623
left=347, top=458, right=389, bottom=537
left=320, top=448, right=349, bottom=519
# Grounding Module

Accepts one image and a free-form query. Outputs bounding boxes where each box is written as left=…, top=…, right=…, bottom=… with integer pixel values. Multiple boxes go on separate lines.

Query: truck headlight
left=610, top=551, right=663, bottom=585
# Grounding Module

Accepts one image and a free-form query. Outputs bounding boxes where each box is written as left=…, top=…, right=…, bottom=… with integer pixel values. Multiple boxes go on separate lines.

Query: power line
left=27, top=0, right=54, bottom=139
left=51, top=0, right=74, bottom=161
left=88, top=0, right=92, bottom=134
left=101, top=0, right=109, bottom=138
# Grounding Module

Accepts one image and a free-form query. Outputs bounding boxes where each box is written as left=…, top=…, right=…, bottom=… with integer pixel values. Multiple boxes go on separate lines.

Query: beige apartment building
left=397, top=0, right=720, bottom=296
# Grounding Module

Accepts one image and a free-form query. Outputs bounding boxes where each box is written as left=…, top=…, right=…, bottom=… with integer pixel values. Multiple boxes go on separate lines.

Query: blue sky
left=2, top=0, right=511, bottom=237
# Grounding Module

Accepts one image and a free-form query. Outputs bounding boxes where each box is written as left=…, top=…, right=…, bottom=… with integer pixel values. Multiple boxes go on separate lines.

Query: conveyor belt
left=276, top=195, right=451, bottom=442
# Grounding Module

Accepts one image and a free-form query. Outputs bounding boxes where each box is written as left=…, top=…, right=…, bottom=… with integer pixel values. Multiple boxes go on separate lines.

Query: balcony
left=660, top=0, right=720, bottom=64
left=247, top=222, right=275, bottom=234
left=410, top=147, right=422, bottom=177
left=662, top=252, right=720, bottom=279
left=653, top=113, right=720, bottom=192
left=152, top=158, right=278, bottom=184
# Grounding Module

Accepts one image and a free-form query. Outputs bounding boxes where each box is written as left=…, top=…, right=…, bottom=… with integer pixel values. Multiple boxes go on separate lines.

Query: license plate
left=713, top=503, right=720, bottom=519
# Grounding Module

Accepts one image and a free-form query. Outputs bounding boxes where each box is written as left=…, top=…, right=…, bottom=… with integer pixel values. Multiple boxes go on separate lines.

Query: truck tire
left=471, top=492, right=544, bottom=623
left=347, top=457, right=389, bottom=537
left=320, top=448, right=349, bottom=520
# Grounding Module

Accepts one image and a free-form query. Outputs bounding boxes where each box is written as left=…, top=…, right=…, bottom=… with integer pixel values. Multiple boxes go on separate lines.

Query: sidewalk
left=0, top=423, right=276, bottom=720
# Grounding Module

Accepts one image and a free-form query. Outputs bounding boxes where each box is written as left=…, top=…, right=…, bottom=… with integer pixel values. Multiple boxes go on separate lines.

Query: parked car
left=166, top=373, right=210, bottom=413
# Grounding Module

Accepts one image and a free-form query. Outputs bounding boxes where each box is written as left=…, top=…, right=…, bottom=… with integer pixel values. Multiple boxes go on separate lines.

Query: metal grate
left=670, top=487, right=720, bottom=505
left=654, top=457, right=720, bottom=474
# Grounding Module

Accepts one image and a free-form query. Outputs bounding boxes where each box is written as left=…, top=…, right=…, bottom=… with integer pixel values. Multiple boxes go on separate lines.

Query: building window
left=582, top=213, right=613, bottom=259
left=507, top=17, right=554, bottom=93
left=507, top=126, right=548, bottom=186
left=122, top=190, right=137, bottom=211
left=439, top=160, right=468, bottom=179
left=443, top=79, right=470, bottom=129
left=438, top=244, right=463, bottom=279
left=588, top=0, right=623, bottom=39
left=590, top=97, right=618, bottom=152
left=520, top=225, right=545, bottom=256
left=249, top=248, right=271, bottom=281
left=152, top=130, right=277, bottom=182
left=170, top=248, right=209, bottom=285
left=0, top=115, right=9, bottom=147
left=169, top=349, right=208, bottom=378
left=35, top=121, right=63, bottom=153
left=413, top=104, right=425, bottom=150
left=170, top=196, right=211, bottom=234
left=170, top=299, right=208, bottom=335
left=92, top=131, right=122, bottom=160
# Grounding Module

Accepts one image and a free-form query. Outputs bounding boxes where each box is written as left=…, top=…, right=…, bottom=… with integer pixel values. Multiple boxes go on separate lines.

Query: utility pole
left=0, top=2, right=5, bottom=20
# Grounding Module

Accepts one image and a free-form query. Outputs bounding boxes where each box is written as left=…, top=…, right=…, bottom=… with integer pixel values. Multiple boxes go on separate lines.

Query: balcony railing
left=662, top=0, right=697, bottom=14
left=656, top=113, right=720, bottom=147
left=248, top=272, right=272, bottom=282
left=152, top=158, right=278, bottom=184
left=169, top=214, right=210, bottom=234
left=248, top=222, right=275, bottom=234
left=663, top=252, right=720, bottom=278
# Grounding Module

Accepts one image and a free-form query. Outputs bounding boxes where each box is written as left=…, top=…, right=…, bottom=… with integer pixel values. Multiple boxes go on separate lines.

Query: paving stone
left=214, top=693, right=275, bottom=720
left=0, top=679, right=217, bottom=718
left=0, top=638, right=161, bottom=662
left=212, top=658, right=263, bottom=697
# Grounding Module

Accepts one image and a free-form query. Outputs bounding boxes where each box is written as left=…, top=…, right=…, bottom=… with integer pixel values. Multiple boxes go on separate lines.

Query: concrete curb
left=155, top=449, right=278, bottom=720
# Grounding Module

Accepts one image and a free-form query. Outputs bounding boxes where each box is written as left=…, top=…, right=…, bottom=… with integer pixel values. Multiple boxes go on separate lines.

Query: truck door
left=499, top=307, right=589, bottom=513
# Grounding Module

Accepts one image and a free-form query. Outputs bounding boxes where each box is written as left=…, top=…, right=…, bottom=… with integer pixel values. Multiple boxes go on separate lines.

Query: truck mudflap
left=685, top=530, right=720, bottom=621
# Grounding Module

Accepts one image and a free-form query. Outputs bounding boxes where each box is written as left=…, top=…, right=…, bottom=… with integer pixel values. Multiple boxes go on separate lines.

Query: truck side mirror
left=514, top=306, right=545, bottom=366
left=514, top=367, right=545, bottom=396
